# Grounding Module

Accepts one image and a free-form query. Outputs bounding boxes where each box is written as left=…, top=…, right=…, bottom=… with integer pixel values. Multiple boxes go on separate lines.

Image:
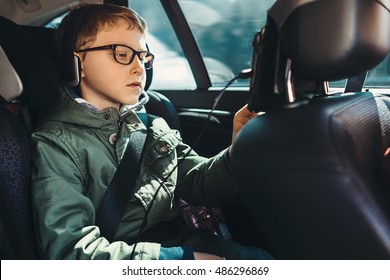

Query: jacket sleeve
left=31, top=130, right=190, bottom=260
left=174, top=140, right=240, bottom=207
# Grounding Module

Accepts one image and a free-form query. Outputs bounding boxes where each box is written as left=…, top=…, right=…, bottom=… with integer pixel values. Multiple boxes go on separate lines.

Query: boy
left=31, top=3, right=271, bottom=260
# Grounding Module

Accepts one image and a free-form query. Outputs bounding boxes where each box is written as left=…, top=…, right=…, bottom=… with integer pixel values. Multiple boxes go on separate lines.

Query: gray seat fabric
left=0, top=105, right=38, bottom=259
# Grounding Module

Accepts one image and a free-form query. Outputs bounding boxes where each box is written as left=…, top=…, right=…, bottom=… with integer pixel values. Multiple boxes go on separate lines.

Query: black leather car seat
left=0, top=47, right=32, bottom=259
left=230, top=0, right=390, bottom=259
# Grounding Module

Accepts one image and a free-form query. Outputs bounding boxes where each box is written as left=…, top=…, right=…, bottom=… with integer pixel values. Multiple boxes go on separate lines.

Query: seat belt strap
left=96, top=113, right=149, bottom=242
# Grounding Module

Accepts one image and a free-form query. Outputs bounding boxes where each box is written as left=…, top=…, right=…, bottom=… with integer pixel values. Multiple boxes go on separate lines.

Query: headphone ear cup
left=144, top=43, right=153, bottom=91
left=60, top=5, right=91, bottom=88
left=60, top=52, right=81, bottom=87
left=144, top=67, right=153, bottom=91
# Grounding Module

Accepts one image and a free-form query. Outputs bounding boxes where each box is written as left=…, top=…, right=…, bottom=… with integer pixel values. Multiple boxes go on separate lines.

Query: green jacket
left=31, top=89, right=238, bottom=260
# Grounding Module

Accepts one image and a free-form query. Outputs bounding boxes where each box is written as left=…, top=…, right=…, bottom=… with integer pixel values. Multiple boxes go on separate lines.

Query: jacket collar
left=38, top=87, right=146, bottom=130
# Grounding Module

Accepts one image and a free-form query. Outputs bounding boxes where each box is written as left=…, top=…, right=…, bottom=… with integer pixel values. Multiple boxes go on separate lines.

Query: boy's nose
left=130, top=57, right=144, bottom=75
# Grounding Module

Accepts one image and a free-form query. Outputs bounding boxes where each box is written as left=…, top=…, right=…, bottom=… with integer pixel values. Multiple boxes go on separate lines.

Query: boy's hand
left=232, top=105, right=263, bottom=143
left=230, top=105, right=264, bottom=158
left=194, top=251, right=225, bottom=260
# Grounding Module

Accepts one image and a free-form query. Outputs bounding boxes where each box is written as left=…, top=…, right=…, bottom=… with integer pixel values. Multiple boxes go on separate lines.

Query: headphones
left=59, top=4, right=153, bottom=90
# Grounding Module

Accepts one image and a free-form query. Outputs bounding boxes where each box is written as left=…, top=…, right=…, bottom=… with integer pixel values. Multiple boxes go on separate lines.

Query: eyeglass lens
left=114, top=45, right=153, bottom=69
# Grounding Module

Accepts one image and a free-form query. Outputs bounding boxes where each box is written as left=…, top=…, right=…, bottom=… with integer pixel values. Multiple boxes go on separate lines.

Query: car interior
left=1, top=0, right=390, bottom=260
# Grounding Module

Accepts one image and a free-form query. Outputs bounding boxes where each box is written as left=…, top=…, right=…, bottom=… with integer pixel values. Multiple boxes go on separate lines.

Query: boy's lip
left=127, top=81, right=141, bottom=87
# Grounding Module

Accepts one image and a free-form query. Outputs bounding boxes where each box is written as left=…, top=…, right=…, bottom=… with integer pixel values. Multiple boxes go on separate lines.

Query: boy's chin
left=123, top=96, right=141, bottom=106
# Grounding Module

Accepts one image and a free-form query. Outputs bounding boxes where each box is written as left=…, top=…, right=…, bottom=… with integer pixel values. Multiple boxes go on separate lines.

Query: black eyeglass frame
left=76, top=44, right=155, bottom=70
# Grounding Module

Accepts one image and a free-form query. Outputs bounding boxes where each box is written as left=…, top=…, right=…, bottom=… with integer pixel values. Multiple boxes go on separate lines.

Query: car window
left=329, top=54, right=390, bottom=90
left=178, top=0, right=276, bottom=87
left=130, top=0, right=276, bottom=89
left=129, top=0, right=196, bottom=90
left=44, top=13, right=65, bottom=28
left=364, top=54, right=390, bottom=88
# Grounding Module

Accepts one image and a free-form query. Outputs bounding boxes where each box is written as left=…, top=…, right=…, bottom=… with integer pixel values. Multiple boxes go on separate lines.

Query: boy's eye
left=114, top=46, right=132, bottom=62
left=111, top=45, right=153, bottom=67
left=115, top=51, right=130, bottom=62
left=117, top=52, right=128, bottom=57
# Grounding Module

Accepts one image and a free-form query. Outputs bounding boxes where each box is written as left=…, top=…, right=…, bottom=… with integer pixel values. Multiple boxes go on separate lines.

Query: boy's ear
left=73, top=53, right=84, bottom=79
left=74, top=53, right=84, bottom=78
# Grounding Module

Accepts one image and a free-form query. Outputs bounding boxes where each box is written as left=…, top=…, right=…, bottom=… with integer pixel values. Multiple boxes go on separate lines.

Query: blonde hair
left=59, top=3, right=147, bottom=51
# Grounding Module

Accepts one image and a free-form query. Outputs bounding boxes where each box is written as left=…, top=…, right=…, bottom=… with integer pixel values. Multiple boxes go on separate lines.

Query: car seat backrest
left=0, top=15, right=61, bottom=259
left=231, top=0, right=390, bottom=259
left=0, top=46, right=37, bottom=260
left=0, top=106, right=38, bottom=259
left=144, top=90, right=182, bottom=131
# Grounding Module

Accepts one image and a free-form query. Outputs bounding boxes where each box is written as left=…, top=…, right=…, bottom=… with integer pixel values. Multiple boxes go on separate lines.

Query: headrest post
left=322, top=81, right=329, bottom=94
left=285, top=58, right=295, bottom=103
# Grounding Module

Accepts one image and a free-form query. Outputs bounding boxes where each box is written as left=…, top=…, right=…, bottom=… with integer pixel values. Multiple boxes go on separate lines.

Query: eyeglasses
left=76, top=44, right=154, bottom=70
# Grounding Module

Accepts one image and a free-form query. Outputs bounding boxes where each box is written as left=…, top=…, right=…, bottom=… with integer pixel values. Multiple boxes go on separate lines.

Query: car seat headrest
left=248, top=0, right=390, bottom=112
left=277, top=0, right=390, bottom=81
left=0, top=16, right=60, bottom=111
left=0, top=47, right=23, bottom=102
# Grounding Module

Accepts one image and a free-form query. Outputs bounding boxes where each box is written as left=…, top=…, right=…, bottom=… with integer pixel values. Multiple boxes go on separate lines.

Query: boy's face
left=77, top=20, right=147, bottom=110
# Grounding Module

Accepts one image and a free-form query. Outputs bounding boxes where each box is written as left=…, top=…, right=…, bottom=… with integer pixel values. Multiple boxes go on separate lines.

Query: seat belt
left=96, top=113, right=149, bottom=242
